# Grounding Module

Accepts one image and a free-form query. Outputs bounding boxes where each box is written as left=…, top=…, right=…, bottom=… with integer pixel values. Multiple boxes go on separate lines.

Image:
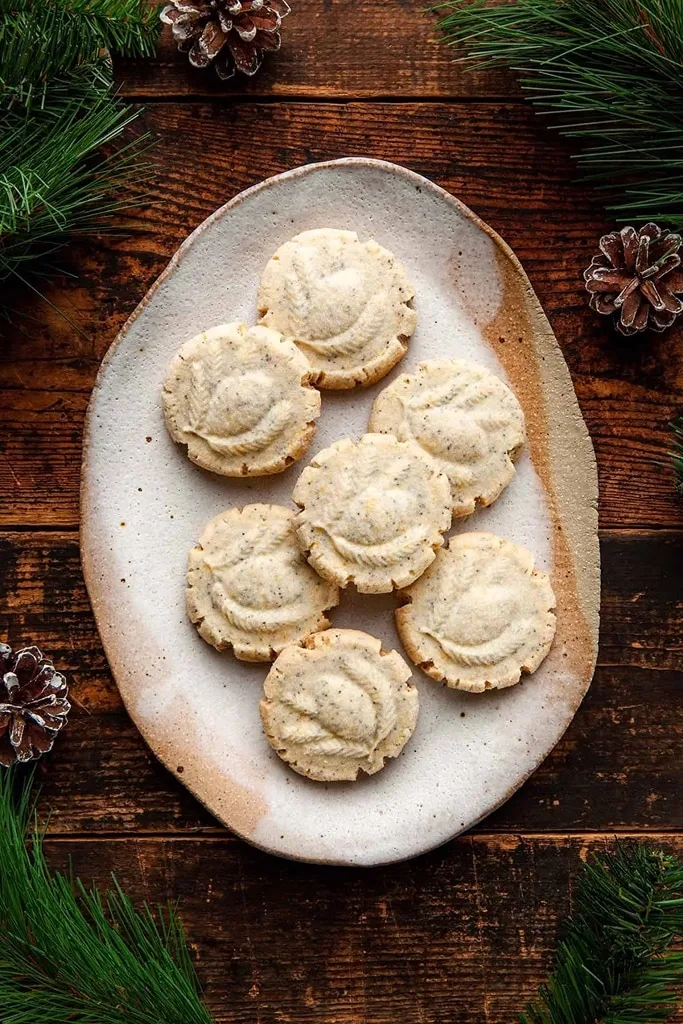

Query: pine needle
left=670, top=414, right=683, bottom=497
left=0, top=768, right=214, bottom=1024
left=0, top=93, right=152, bottom=281
left=520, top=844, right=683, bottom=1024
left=435, top=0, right=683, bottom=229
left=0, top=0, right=160, bottom=302
left=0, top=0, right=160, bottom=103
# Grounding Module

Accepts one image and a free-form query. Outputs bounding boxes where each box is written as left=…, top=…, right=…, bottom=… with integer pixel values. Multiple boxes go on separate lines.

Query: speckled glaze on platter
left=81, top=158, right=599, bottom=867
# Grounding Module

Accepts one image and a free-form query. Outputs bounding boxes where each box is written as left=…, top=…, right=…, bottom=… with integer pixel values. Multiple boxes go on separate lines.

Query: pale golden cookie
left=369, top=359, right=525, bottom=517
left=162, top=321, right=320, bottom=476
left=396, top=532, right=556, bottom=692
left=257, top=228, right=417, bottom=389
left=293, top=433, right=452, bottom=594
left=260, top=628, right=419, bottom=782
left=187, top=504, right=339, bottom=661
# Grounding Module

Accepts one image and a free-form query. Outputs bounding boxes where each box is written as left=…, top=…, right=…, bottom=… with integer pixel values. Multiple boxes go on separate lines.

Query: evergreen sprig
left=521, top=844, right=683, bottom=1024
left=670, top=414, right=683, bottom=496
left=435, top=0, right=683, bottom=229
left=0, top=0, right=160, bottom=298
left=1, top=0, right=159, bottom=103
left=0, top=90, right=146, bottom=280
left=0, top=769, right=214, bottom=1024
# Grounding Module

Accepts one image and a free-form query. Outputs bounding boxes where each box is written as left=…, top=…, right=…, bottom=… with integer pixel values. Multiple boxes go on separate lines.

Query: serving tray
left=81, top=158, right=599, bottom=866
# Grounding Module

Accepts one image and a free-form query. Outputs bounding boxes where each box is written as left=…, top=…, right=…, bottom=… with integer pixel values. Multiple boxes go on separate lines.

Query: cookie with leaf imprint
left=395, top=532, right=556, bottom=692
left=260, top=628, right=419, bottom=782
left=256, top=228, right=417, bottom=389
left=293, top=433, right=452, bottom=594
left=162, top=321, right=320, bottom=476
left=187, top=504, right=339, bottom=661
left=369, top=359, right=526, bottom=517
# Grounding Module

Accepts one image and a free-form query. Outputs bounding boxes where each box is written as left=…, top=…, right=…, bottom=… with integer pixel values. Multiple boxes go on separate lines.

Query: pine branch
left=0, top=90, right=152, bottom=282
left=670, top=414, right=683, bottom=497
left=0, top=0, right=160, bottom=102
left=0, top=0, right=161, bottom=307
left=0, top=768, right=215, bottom=1024
left=521, top=844, right=683, bottom=1024
left=435, top=0, right=683, bottom=229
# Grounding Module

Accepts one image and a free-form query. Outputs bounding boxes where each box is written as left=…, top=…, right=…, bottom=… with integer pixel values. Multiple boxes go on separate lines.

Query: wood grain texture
left=1, top=102, right=681, bottom=530
left=41, top=832, right=683, bottom=1023
left=115, top=5, right=516, bottom=99
left=1, top=530, right=680, bottom=835
left=1, top=20, right=682, bottom=1018
left=0, top=8, right=680, bottom=1018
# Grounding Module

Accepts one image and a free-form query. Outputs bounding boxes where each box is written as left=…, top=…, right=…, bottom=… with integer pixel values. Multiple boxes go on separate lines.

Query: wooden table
left=1, top=6, right=682, bottom=1021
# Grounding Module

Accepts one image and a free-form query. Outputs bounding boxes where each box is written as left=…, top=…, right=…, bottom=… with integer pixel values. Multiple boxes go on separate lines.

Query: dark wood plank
left=33, top=665, right=682, bottom=836
left=115, top=6, right=515, bottom=99
left=599, top=531, right=683, bottom=673
left=41, top=832, right=683, bottom=1023
left=1, top=530, right=680, bottom=834
left=1, top=102, right=681, bottom=530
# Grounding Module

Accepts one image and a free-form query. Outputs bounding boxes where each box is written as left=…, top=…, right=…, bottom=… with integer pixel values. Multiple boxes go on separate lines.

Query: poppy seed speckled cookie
left=396, top=532, right=556, bottom=692
left=292, top=433, right=452, bottom=594
left=260, top=628, right=419, bottom=782
left=369, top=359, right=526, bottom=517
left=187, top=504, right=339, bottom=661
left=162, top=321, right=320, bottom=476
left=257, top=228, right=417, bottom=389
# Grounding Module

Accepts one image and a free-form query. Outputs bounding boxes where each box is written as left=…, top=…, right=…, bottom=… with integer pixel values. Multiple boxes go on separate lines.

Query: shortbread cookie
left=396, top=532, right=556, bottom=692
left=293, top=433, right=452, bottom=594
left=257, top=229, right=417, bottom=389
left=162, top=322, right=320, bottom=476
left=369, top=359, right=525, bottom=517
left=187, top=504, right=339, bottom=661
left=260, top=629, right=419, bottom=782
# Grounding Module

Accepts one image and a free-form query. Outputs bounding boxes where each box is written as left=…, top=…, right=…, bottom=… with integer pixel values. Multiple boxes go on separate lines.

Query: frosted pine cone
left=584, top=224, right=683, bottom=335
left=161, top=0, right=290, bottom=80
left=0, top=644, right=70, bottom=766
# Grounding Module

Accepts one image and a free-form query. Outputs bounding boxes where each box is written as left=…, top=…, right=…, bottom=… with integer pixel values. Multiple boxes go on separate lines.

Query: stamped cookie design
left=293, top=433, right=452, bottom=594
left=369, top=359, right=526, bottom=517
left=187, top=505, right=339, bottom=661
left=162, top=321, right=321, bottom=476
left=396, top=532, right=556, bottom=692
left=257, top=229, right=417, bottom=389
left=260, top=629, right=419, bottom=782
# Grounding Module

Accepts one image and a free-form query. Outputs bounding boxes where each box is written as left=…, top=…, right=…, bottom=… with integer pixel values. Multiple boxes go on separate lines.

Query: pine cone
left=584, top=224, right=683, bottom=335
left=161, top=0, right=290, bottom=80
left=0, top=644, right=70, bottom=767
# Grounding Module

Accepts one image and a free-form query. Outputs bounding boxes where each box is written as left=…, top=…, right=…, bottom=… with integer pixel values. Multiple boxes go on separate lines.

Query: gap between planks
left=40, top=829, right=683, bottom=844
left=120, top=94, right=530, bottom=105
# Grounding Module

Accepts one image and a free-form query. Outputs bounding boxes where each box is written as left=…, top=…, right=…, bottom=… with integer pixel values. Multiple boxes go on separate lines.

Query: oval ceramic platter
left=82, top=158, right=599, bottom=867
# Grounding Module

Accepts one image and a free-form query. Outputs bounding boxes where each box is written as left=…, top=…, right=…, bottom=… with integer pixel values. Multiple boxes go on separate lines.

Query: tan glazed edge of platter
left=80, top=157, right=600, bottom=866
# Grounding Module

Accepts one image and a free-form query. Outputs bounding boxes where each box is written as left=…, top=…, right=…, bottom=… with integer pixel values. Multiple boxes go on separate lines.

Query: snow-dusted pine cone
left=161, top=0, right=290, bottom=80
left=0, top=644, right=70, bottom=766
left=584, top=224, right=683, bottom=335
